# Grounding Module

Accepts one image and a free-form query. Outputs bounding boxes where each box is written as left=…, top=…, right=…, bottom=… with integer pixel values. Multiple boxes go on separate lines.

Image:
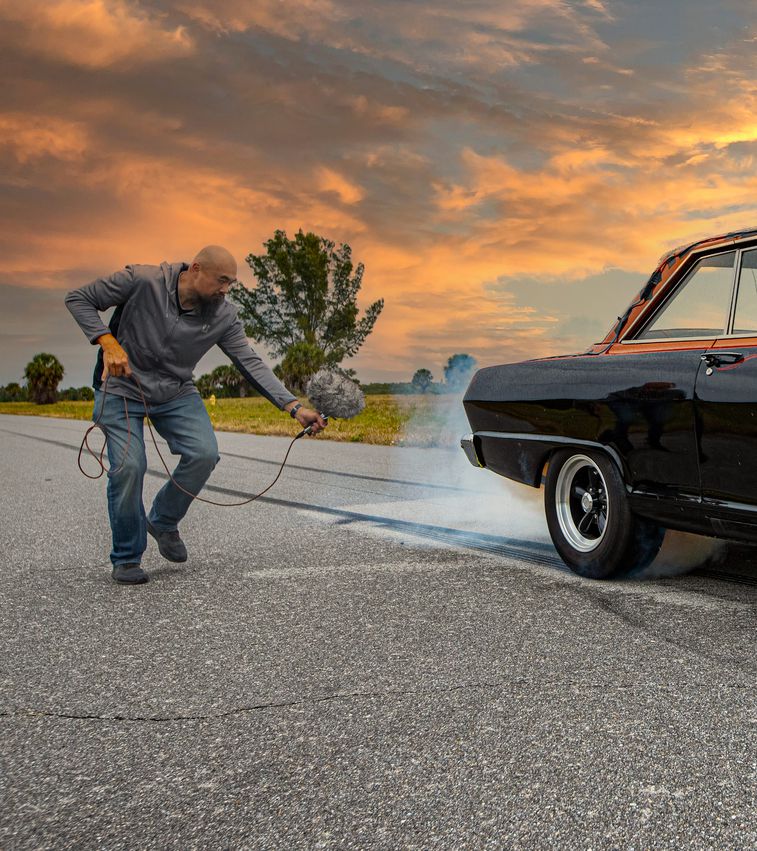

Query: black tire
left=544, top=448, right=665, bottom=579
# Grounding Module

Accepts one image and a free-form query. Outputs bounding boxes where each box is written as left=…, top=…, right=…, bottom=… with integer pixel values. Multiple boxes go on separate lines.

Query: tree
left=211, top=365, right=243, bottom=397
left=273, top=342, right=325, bottom=395
left=411, top=368, right=434, bottom=394
left=59, top=386, right=94, bottom=401
left=195, top=372, right=215, bottom=399
left=24, top=353, right=64, bottom=404
left=231, top=230, right=383, bottom=390
left=0, top=382, right=27, bottom=402
left=196, top=365, right=256, bottom=398
left=443, top=353, right=477, bottom=391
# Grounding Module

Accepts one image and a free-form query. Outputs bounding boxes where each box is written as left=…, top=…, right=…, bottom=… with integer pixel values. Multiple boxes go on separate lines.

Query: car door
left=613, top=248, right=739, bottom=496
left=696, top=245, right=757, bottom=509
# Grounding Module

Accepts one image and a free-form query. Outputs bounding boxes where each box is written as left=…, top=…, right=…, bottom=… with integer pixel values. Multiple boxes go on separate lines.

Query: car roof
left=657, top=226, right=757, bottom=266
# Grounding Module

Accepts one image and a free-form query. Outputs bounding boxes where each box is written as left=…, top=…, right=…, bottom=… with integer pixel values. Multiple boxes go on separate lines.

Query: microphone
left=296, top=369, right=366, bottom=438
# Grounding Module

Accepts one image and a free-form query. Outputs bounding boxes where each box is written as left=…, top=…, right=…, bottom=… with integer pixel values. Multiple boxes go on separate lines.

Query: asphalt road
left=1, top=413, right=756, bottom=850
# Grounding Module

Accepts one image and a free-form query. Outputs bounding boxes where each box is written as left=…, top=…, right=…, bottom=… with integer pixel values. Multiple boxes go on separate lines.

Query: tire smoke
left=384, top=391, right=548, bottom=541
left=387, top=391, right=726, bottom=579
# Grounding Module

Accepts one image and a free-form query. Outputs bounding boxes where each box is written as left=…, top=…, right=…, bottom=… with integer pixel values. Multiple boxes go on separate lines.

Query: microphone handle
left=296, top=412, right=329, bottom=439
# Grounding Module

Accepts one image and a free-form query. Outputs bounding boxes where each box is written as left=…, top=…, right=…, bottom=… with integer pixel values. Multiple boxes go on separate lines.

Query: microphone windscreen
left=306, top=369, right=365, bottom=419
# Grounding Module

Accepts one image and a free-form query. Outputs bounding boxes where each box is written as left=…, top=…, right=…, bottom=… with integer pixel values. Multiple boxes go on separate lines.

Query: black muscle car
left=462, top=227, right=757, bottom=578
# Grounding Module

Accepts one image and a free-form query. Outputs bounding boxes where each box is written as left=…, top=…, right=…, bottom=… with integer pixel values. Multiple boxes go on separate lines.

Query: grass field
left=0, top=394, right=467, bottom=447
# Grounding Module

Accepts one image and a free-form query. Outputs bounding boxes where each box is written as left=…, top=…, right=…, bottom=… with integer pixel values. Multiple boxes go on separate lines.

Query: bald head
left=193, top=245, right=237, bottom=277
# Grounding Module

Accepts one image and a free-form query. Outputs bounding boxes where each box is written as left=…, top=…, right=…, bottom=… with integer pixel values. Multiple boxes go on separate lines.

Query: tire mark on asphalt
left=554, top=581, right=757, bottom=673
left=0, top=423, right=476, bottom=493
left=693, top=565, right=757, bottom=587
left=219, top=449, right=477, bottom=494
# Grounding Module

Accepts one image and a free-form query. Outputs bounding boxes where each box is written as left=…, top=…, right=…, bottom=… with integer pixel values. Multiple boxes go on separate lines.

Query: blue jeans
left=93, top=390, right=219, bottom=566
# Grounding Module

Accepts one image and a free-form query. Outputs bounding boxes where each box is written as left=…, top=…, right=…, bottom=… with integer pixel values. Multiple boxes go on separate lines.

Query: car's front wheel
left=545, top=449, right=664, bottom=579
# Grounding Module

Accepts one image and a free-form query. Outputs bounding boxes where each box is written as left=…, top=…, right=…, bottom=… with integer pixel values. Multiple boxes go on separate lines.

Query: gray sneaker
left=147, top=522, right=188, bottom=563
left=112, top=564, right=149, bottom=584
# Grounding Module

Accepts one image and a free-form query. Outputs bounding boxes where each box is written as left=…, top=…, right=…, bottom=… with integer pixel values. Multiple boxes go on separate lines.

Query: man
left=65, top=245, right=326, bottom=585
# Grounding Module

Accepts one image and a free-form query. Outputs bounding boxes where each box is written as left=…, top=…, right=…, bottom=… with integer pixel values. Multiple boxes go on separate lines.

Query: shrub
left=0, top=382, right=27, bottom=402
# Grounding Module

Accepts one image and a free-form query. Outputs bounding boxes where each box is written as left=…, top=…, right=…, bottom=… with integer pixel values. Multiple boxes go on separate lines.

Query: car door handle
left=701, top=352, right=744, bottom=367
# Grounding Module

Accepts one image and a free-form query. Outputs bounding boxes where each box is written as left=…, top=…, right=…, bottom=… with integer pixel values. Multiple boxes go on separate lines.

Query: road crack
left=0, top=682, right=504, bottom=723
left=0, top=677, right=749, bottom=724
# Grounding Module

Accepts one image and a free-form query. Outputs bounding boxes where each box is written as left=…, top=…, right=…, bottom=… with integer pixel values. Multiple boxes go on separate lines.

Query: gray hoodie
left=64, top=262, right=297, bottom=409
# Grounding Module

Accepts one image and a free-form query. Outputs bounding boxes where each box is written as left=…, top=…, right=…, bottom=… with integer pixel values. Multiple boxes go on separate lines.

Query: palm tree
left=24, top=353, right=64, bottom=404
left=210, top=364, right=244, bottom=397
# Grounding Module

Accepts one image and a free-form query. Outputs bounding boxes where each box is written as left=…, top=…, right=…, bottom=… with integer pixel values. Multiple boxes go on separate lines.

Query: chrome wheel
left=554, top=454, right=609, bottom=552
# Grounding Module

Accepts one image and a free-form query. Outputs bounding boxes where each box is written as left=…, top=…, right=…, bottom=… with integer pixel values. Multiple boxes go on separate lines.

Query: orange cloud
left=0, top=0, right=193, bottom=68
left=0, top=114, right=89, bottom=164
left=176, top=0, right=611, bottom=74
left=427, top=135, right=757, bottom=284
left=351, top=96, right=409, bottom=126
left=174, top=0, right=343, bottom=38
left=315, top=167, right=365, bottom=205
left=0, top=151, right=369, bottom=279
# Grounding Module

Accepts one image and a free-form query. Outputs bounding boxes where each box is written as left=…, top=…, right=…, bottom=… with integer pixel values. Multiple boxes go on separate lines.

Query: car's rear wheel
left=545, top=449, right=664, bottom=579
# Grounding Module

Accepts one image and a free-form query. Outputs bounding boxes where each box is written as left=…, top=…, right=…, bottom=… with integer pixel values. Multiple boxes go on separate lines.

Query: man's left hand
left=295, top=406, right=328, bottom=435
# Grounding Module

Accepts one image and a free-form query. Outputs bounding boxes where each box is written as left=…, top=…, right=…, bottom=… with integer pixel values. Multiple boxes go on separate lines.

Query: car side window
left=636, top=251, right=736, bottom=340
left=732, top=249, right=757, bottom=335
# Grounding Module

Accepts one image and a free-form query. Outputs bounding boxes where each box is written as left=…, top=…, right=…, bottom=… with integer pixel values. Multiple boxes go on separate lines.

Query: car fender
left=467, top=431, right=629, bottom=490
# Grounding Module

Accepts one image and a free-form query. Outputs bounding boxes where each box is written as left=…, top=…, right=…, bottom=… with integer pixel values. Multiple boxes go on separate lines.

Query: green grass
left=0, top=400, right=96, bottom=420
left=0, top=394, right=466, bottom=447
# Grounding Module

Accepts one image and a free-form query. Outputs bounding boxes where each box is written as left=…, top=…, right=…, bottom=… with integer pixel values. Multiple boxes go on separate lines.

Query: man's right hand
left=97, top=333, right=132, bottom=379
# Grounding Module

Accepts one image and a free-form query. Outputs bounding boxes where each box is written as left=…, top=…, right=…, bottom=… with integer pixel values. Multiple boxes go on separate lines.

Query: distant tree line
left=0, top=353, right=94, bottom=403
left=378, top=354, right=478, bottom=395
left=2, top=350, right=479, bottom=403
left=358, top=354, right=478, bottom=395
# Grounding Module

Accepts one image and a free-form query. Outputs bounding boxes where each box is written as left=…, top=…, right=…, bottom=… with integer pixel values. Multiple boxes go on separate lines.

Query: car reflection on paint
left=462, top=227, right=757, bottom=578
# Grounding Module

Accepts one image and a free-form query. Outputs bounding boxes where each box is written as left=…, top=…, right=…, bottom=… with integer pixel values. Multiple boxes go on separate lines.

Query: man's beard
left=197, top=293, right=225, bottom=320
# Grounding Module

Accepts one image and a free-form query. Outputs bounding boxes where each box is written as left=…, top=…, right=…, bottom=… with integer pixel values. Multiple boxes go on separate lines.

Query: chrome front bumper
left=460, top=433, right=484, bottom=468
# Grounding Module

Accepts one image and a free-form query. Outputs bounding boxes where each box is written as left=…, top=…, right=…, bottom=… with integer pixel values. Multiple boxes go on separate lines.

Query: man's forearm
left=97, top=333, right=119, bottom=348
left=98, top=333, right=131, bottom=378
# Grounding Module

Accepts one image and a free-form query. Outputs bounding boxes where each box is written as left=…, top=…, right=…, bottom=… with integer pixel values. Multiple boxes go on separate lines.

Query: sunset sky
left=1, top=0, right=756, bottom=387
